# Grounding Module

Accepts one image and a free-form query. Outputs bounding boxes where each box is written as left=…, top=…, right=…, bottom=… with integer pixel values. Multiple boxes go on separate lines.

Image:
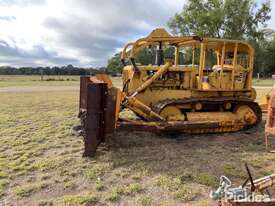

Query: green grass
left=0, top=76, right=275, bottom=205
left=154, top=175, right=197, bottom=202
left=54, top=194, right=97, bottom=206
left=173, top=185, right=197, bottom=202
left=83, top=163, right=111, bottom=180
left=154, top=175, right=181, bottom=191
left=106, top=183, right=143, bottom=202
left=0, top=180, right=8, bottom=197
left=137, top=196, right=155, bottom=206
left=193, top=173, right=218, bottom=187
left=0, top=172, right=8, bottom=179
left=124, top=183, right=143, bottom=195
left=106, top=186, right=125, bottom=201
left=14, top=181, right=50, bottom=197
left=222, top=164, right=247, bottom=178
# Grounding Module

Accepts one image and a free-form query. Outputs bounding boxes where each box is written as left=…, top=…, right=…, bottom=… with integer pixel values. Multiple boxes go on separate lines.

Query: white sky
left=0, top=0, right=273, bottom=67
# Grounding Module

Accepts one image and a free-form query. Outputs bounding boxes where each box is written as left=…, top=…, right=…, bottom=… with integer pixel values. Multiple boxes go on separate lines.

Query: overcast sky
left=0, top=0, right=274, bottom=68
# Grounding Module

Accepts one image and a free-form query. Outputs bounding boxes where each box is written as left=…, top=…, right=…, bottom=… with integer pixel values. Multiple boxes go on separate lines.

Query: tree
left=106, top=49, right=155, bottom=73
left=168, top=0, right=272, bottom=76
left=0, top=66, right=97, bottom=76
left=106, top=47, right=177, bottom=73
left=168, top=0, right=271, bottom=40
left=260, top=38, right=275, bottom=77
left=106, top=53, right=122, bottom=74
left=136, top=48, right=155, bottom=65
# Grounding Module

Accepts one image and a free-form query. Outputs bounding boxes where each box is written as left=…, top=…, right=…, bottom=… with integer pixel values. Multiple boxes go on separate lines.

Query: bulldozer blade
left=105, top=87, right=122, bottom=133
left=79, top=76, right=121, bottom=157
left=95, top=74, right=113, bottom=88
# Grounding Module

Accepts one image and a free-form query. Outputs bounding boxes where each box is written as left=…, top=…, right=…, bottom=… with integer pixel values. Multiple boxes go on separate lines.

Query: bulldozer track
left=152, top=97, right=262, bottom=133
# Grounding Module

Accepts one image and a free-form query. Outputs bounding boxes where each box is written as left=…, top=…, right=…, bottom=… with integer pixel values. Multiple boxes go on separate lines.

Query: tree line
left=0, top=64, right=108, bottom=76
left=107, top=0, right=275, bottom=77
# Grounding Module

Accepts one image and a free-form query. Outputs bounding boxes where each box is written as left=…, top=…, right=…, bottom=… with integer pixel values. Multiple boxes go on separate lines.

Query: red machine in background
left=265, top=75, right=275, bottom=152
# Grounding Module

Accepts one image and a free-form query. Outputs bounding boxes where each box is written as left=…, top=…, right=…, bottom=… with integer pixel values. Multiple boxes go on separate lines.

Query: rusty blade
left=105, top=87, right=123, bottom=134
left=82, top=82, right=108, bottom=157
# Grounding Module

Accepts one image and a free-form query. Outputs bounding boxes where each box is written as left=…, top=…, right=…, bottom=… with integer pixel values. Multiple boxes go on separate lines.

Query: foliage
left=106, top=46, right=176, bottom=73
left=106, top=49, right=155, bottom=74
left=0, top=64, right=104, bottom=76
left=258, top=38, right=275, bottom=76
left=168, top=0, right=271, bottom=40
left=252, top=33, right=275, bottom=77
left=167, top=0, right=274, bottom=76
left=107, top=53, right=122, bottom=74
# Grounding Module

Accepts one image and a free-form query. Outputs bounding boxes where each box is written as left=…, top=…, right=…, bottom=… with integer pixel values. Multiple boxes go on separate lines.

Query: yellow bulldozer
left=78, top=28, right=262, bottom=157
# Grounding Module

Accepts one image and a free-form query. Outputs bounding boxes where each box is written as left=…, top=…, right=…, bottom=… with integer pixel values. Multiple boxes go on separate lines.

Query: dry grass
left=0, top=75, right=80, bottom=87
left=253, top=78, right=275, bottom=87
left=0, top=75, right=122, bottom=88
left=0, top=76, right=274, bottom=205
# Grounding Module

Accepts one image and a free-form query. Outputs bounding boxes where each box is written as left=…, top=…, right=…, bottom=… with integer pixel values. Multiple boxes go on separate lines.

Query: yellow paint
left=117, top=28, right=261, bottom=133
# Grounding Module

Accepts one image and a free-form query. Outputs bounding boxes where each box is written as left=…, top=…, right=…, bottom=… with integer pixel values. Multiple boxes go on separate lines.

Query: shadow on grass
left=95, top=121, right=275, bottom=185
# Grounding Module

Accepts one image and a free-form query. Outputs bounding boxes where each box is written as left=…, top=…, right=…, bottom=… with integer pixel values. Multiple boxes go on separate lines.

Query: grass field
left=0, top=75, right=80, bottom=87
left=0, top=75, right=275, bottom=206
left=0, top=75, right=122, bottom=88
